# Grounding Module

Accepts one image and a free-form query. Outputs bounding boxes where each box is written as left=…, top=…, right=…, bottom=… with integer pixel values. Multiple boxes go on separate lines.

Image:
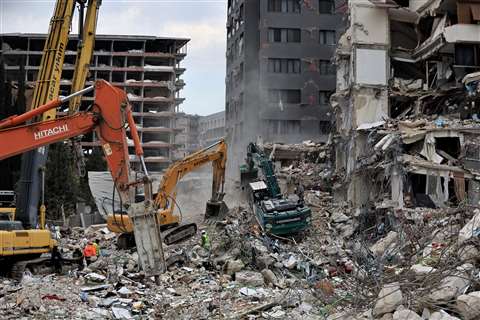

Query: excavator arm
left=246, top=142, right=282, bottom=198
left=69, top=0, right=101, bottom=114
left=0, top=80, right=167, bottom=278
left=15, top=0, right=102, bottom=230
left=0, top=81, right=139, bottom=203
left=155, top=140, right=227, bottom=210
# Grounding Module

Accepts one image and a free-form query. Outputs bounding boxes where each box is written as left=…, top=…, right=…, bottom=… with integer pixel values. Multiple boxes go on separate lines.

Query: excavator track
left=8, top=251, right=82, bottom=280
left=10, top=257, right=51, bottom=280
left=10, top=261, right=28, bottom=280
left=164, top=223, right=197, bottom=245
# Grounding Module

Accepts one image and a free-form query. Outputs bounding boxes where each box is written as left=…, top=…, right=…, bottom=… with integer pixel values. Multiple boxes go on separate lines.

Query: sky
left=0, top=0, right=227, bottom=116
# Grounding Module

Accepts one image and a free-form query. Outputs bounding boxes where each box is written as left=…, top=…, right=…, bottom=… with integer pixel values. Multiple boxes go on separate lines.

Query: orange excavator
left=0, top=80, right=166, bottom=278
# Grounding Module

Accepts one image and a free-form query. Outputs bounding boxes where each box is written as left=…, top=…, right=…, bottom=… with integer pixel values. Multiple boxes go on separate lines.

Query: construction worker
left=83, top=241, right=97, bottom=265
left=93, top=239, right=100, bottom=257
left=201, top=230, right=211, bottom=250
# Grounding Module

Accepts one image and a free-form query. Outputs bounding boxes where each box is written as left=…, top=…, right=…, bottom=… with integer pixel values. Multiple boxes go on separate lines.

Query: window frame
left=268, top=89, right=302, bottom=104
left=318, top=0, right=334, bottom=14
left=319, top=30, right=336, bottom=45
left=267, top=58, right=301, bottom=74
left=319, top=90, right=333, bottom=105
left=318, top=60, right=336, bottom=75
left=268, top=0, right=301, bottom=13
left=268, top=28, right=301, bottom=43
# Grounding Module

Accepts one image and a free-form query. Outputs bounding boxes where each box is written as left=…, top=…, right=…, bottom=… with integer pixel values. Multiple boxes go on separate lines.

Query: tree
left=44, top=142, right=81, bottom=220
left=78, top=146, right=107, bottom=209
left=0, top=55, right=24, bottom=190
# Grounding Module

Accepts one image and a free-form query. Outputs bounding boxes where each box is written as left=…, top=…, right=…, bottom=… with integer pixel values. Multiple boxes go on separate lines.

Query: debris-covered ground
left=2, top=143, right=480, bottom=320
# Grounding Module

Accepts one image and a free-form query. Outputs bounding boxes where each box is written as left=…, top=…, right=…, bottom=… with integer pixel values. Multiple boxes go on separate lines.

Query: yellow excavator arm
left=107, top=140, right=228, bottom=243
left=155, top=139, right=227, bottom=211
left=69, top=0, right=101, bottom=114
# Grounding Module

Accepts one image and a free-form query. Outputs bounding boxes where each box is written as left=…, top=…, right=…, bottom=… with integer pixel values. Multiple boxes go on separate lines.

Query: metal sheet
left=250, top=181, right=268, bottom=191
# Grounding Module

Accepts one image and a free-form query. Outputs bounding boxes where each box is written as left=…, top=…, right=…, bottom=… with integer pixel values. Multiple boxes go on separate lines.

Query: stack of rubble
left=261, top=141, right=333, bottom=191
left=2, top=168, right=480, bottom=319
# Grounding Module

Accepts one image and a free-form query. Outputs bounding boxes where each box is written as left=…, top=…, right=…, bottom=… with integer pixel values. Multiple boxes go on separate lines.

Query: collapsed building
left=332, top=0, right=480, bottom=211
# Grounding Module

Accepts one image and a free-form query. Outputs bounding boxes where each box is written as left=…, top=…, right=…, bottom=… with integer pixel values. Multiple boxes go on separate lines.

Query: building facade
left=225, top=0, right=344, bottom=177
left=174, top=112, right=201, bottom=159
left=199, top=111, right=225, bottom=147
left=0, top=33, right=188, bottom=172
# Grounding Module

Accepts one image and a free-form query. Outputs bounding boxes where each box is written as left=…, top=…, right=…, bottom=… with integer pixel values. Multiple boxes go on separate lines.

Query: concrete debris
left=111, top=306, right=133, bottom=320
left=85, top=273, right=107, bottom=283
left=369, top=231, right=399, bottom=257
left=455, top=291, right=480, bottom=320
left=4, top=139, right=480, bottom=320
left=225, top=259, right=244, bottom=275
left=373, top=283, right=403, bottom=317
left=117, top=287, right=132, bottom=298
left=261, top=269, right=279, bottom=287
left=283, top=255, right=298, bottom=269
left=457, top=244, right=480, bottom=263
left=261, top=305, right=286, bottom=319
left=392, top=309, right=422, bottom=320
left=429, top=310, right=461, bottom=320
left=410, top=264, right=436, bottom=278
left=235, top=270, right=264, bottom=287
left=428, top=272, right=470, bottom=303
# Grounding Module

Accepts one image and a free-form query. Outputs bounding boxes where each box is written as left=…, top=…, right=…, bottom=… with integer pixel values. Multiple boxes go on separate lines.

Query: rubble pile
left=262, top=141, right=333, bottom=191
left=309, top=200, right=480, bottom=320
left=328, top=112, right=480, bottom=211
left=0, top=202, right=344, bottom=319
left=2, top=181, right=480, bottom=319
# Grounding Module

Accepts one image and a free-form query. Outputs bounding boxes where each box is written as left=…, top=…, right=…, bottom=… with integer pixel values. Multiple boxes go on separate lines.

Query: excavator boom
left=0, top=81, right=133, bottom=200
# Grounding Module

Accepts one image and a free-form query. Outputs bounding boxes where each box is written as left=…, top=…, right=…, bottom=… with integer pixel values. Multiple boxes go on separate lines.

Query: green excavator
left=240, top=143, right=311, bottom=235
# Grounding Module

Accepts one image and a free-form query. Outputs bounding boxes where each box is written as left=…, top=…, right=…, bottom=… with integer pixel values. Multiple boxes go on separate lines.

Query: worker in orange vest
left=83, top=241, right=97, bottom=265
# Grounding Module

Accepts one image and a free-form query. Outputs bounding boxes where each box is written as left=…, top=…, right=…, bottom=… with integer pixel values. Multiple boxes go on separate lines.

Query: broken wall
left=332, top=1, right=390, bottom=209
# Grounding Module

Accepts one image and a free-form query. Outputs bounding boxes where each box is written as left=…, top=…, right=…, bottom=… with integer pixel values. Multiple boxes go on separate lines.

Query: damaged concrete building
left=332, top=0, right=480, bottom=210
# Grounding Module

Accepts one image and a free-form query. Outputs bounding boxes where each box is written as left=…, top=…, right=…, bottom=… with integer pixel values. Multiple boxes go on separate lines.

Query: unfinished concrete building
left=332, top=0, right=480, bottom=211
left=225, top=0, right=345, bottom=177
left=0, top=33, right=188, bottom=171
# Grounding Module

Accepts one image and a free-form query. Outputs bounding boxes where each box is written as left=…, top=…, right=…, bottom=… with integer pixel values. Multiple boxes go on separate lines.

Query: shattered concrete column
left=332, top=1, right=390, bottom=210
left=391, top=165, right=404, bottom=208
